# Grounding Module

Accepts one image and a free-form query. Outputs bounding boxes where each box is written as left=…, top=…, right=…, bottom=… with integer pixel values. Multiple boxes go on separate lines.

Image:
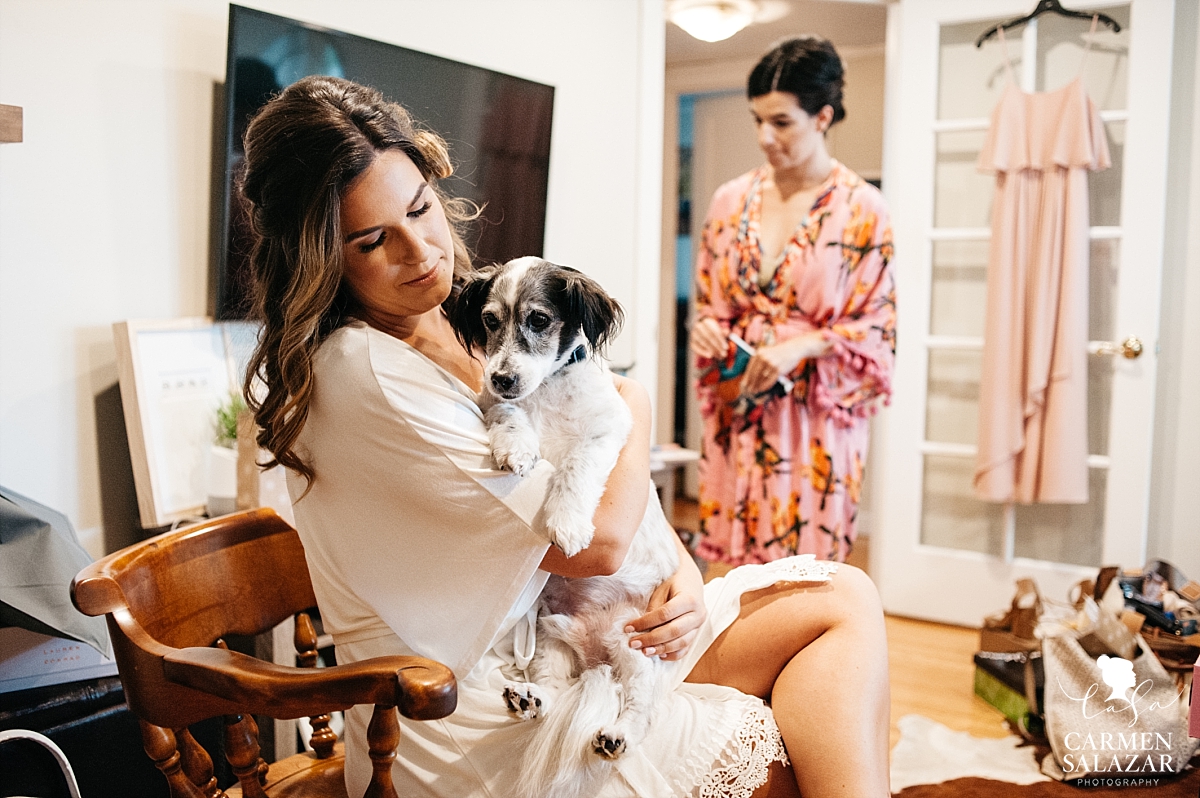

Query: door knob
left=1097, top=335, right=1144, bottom=359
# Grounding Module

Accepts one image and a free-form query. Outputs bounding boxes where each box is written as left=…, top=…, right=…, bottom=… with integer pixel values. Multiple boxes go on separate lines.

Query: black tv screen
left=214, top=5, right=555, bottom=319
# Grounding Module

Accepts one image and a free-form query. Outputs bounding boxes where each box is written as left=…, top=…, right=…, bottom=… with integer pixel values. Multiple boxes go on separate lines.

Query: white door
left=872, top=0, right=1176, bottom=625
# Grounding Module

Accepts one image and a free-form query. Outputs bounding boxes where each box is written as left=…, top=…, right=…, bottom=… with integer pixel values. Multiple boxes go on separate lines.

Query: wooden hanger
left=975, top=0, right=1120, bottom=48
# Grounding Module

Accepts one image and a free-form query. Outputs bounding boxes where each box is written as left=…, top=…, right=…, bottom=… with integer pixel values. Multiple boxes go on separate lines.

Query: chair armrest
left=163, top=647, right=456, bottom=721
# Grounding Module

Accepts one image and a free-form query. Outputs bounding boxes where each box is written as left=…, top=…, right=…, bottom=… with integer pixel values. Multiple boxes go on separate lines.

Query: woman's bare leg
left=686, top=564, right=890, bottom=798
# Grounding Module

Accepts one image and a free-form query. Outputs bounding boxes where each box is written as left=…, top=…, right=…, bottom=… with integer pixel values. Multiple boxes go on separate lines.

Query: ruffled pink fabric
left=809, top=335, right=894, bottom=428
left=978, top=78, right=1110, bottom=173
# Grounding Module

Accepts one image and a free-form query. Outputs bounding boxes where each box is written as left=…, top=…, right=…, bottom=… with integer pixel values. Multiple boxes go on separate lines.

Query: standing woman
left=692, top=37, right=896, bottom=565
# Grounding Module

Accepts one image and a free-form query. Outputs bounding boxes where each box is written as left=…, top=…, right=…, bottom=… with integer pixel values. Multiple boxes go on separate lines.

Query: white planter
left=206, top=444, right=238, bottom=517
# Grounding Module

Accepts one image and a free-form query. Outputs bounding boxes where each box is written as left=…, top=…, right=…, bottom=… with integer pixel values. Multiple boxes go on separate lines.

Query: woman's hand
left=625, top=535, right=707, bottom=661
left=741, top=332, right=832, bottom=395
left=690, top=317, right=728, bottom=360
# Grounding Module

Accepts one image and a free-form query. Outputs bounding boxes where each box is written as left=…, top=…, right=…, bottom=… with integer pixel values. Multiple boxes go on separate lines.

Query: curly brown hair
left=239, top=75, right=475, bottom=486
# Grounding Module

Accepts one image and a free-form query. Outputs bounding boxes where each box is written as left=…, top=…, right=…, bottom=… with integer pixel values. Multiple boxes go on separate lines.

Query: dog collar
left=566, top=344, right=587, bottom=365
left=552, top=344, right=589, bottom=377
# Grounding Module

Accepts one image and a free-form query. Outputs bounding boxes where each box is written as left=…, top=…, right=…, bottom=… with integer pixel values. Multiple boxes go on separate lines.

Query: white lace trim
left=692, top=705, right=789, bottom=798
left=709, top=556, right=839, bottom=602
left=758, top=555, right=839, bottom=585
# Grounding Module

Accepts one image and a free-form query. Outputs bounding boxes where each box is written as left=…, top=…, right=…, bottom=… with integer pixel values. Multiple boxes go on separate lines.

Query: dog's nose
left=491, top=373, right=517, bottom=393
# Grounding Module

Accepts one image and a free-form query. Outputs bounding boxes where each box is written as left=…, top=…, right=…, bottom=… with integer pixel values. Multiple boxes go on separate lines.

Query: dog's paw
left=592, top=728, right=627, bottom=760
left=545, top=503, right=595, bottom=558
left=486, top=406, right=541, bottom=477
left=492, top=444, right=540, bottom=477
left=502, top=683, right=545, bottom=721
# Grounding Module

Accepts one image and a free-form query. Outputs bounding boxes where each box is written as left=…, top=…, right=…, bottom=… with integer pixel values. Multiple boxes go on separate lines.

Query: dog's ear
left=446, top=265, right=498, bottom=353
left=558, top=267, right=625, bottom=353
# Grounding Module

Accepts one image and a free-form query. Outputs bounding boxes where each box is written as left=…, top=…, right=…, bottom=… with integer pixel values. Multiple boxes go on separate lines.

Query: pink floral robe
left=694, top=162, right=896, bottom=564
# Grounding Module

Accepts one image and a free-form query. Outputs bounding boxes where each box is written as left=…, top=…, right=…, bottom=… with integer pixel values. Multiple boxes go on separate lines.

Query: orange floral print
left=808, top=438, right=833, bottom=495
left=694, top=162, right=895, bottom=564
left=845, top=452, right=864, bottom=505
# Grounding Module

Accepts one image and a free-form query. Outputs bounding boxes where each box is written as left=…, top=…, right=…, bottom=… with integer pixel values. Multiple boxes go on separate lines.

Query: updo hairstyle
left=747, top=36, right=846, bottom=126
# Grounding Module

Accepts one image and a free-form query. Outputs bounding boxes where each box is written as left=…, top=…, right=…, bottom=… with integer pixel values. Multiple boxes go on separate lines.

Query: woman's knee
left=751, top=564, right=882, bottom=643
left=828, top=564, right=884, bottom=622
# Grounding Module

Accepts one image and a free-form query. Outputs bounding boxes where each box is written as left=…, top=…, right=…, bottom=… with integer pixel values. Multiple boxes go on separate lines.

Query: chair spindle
left=223, top=712, right=268, bottom=798
left=363, top=703, right=400, bottom=798
left=176, top=726, right=223, bottom=798
left=295, top=611, right=337, bottom=759
left=140, top=721, right=208, bottom=798
left=213, top=639, right=268, bottom=797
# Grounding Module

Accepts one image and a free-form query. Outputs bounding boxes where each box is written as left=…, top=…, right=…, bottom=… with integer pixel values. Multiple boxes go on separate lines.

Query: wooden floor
left=883, top=616, right=1011, bottom=748
left=672, top=497, right=1011, bottom=751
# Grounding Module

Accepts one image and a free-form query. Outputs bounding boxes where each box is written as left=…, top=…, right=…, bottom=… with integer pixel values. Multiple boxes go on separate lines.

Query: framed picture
left=112, top=318, right=259, bottom=528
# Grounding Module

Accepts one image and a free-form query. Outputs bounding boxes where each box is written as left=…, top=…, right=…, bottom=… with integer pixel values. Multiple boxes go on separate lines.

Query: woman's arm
left=804, top=195, right=896, bottom=416
left=624, top=532, right=707, bottom=661
left=745, top=193, right=895, bottom=409
left=690, top=216, right=727, bottom=358
left=691, top=191, right=738, bottom=360
left=538, top=375, right=651, bottom=578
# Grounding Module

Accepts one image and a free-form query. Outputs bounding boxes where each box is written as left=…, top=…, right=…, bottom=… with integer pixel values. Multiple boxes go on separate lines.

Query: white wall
left=0, top=0, right=664, bottom=557
left=1148, top=1, right=1200, bottom=579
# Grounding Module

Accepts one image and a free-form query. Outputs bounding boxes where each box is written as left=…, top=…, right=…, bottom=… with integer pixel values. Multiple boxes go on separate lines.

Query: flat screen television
left=213, top=5, right=555, bottom=319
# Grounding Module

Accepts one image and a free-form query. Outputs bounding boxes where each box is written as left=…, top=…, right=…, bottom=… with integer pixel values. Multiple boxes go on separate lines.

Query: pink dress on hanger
left=974, top=22, right=1111, bottom=504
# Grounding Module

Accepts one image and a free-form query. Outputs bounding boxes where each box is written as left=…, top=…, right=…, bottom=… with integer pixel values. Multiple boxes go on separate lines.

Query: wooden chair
left=70, top=508, right=456, bottom=798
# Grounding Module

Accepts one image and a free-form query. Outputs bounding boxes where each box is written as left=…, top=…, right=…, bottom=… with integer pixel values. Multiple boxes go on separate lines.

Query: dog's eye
left=527, top=311, right=551, bottom=332
left=482, top=312, right=501, bottom=331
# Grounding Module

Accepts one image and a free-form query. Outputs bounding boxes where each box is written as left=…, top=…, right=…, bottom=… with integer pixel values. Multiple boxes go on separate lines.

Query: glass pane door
left=919, top=7, right=1131, bottom=568
left=873, top=0, right=1172, bottom=626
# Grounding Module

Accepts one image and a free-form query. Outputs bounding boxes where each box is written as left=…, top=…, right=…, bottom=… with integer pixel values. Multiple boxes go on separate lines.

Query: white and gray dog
left=449, top=256, right=680, bottom=798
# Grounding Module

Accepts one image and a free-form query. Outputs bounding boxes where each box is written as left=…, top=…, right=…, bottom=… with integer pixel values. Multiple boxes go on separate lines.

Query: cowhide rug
left=890, top=714, right=1199, bottom=797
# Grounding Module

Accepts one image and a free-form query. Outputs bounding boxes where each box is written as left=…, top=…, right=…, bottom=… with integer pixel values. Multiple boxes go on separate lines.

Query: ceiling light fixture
left=667, top=0, right=758, bottom=43
left=667, top=1, right=791, bottom=44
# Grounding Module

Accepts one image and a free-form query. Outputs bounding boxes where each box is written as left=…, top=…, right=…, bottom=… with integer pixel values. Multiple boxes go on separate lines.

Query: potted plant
left=205, top=392, right=246, bottom=517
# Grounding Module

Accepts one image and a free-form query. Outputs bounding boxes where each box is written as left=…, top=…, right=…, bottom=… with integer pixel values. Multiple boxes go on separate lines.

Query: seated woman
left=240, top=75, right=890, bottom=798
